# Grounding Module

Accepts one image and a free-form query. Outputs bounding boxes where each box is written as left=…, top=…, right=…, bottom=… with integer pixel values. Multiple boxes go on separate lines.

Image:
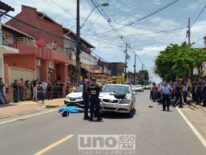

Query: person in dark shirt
left=201, top=79, right=206, bottom=107
left=174, top=81, right=183, bottom=108
left=0, top=78, right=7, bottom=104
left=87, top=78, right=101, bottom=121
left=12, top=80, right=19, bottom=102
left=82, top=78, right=90, bottom=120
left=47, top=81, right=53, bottom=99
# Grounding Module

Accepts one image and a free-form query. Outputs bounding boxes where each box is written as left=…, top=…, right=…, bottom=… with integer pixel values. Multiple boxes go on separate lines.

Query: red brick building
left=2, top=5, right=96, bottom=101
left=4, top=5, right=69, bottom=85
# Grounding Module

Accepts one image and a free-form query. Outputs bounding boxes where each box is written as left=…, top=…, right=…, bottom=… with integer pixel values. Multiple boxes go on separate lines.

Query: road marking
left=0, top=109, right=57, bottom=125
left=176, top=107, right=206, bottom=148
left=34, top=134, right=74, bottom=155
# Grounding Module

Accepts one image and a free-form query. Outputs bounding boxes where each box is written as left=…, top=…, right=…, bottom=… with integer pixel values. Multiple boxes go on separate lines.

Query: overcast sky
left=4, top=0, right=206, bottom=82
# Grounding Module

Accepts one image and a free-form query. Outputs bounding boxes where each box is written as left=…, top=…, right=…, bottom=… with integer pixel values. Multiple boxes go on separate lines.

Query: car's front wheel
left=128, top=107, right=136, bottom=118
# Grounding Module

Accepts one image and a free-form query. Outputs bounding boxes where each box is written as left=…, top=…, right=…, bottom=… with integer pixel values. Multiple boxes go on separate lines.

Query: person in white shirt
left=160, top=81, right=172, bottom=111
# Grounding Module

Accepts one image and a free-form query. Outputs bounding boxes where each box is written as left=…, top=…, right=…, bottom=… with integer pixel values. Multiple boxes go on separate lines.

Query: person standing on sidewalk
left=201, top=79, right=206, bottom=107
left=32, top=81, right=38, bottom=102
left=0, top=77, right=7, bottom=104
left=182, top=83, right=188, bottom=104
left=160, top=81, right=172, bottom=111
left=196, top=80, right=202, bottom=105
left=46, top=81, right=53, bottom=99
left=37, top=81, right=44, bottom=104
left=12, top=80, right=19, bottom=102
left=18, top=78, right=25, bottom=101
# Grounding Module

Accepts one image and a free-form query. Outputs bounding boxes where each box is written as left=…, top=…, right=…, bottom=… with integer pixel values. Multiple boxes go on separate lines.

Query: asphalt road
left=0, top=90, right=206, bottom=155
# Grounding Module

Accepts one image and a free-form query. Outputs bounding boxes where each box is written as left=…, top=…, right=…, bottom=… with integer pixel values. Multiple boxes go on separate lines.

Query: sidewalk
left=180, top=103, right=206, bottom=140
left=0, top=98, right=65, bottom=119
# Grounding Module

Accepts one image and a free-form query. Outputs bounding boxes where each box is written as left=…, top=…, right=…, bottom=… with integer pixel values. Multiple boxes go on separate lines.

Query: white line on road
left=0, top=109, right=57, bottom=125
left=176, top=107, right=206, bottom=148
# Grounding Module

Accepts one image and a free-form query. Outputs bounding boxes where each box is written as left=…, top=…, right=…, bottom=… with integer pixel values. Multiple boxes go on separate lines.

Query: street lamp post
left=76, top=1, right=108, bottom=86
left=80, top=2, right=109, bottom=29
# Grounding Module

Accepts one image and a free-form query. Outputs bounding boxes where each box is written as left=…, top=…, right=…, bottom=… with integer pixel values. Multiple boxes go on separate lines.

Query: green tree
left=155, top=42, right=206, bottom=81
left=139, top=70, right=149, bottom=81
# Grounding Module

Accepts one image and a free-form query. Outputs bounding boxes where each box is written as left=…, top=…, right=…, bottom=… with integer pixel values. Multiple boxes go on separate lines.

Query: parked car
left=143, top=85, right=151, bottom=90
left=132, top=85, right=144, bottom=92
left=99, top=84, right=136, bottom=117
left=64, top=85, right=84, bottom=108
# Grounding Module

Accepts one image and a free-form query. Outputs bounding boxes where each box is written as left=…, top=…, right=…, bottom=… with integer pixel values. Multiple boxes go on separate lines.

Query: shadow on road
left=102, top=109, right=137, bottom=119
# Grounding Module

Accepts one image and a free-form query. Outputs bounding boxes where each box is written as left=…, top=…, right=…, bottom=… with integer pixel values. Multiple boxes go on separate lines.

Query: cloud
left=184, top=0, right=203, bottom=12
left=153, top=0, right=163, bottom=6
left=138, top=45, right=166, bottom=56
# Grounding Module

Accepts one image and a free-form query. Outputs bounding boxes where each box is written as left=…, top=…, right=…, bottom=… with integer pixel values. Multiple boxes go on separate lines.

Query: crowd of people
left=11, top=79, right=67, bottom=103
left=150, top=78, right=206, bottom=111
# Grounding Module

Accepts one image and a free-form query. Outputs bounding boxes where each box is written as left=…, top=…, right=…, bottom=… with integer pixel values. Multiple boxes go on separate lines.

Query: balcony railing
left=2, top=36, right=34, bottom=47
left=2, top=36, right=97, bottom=65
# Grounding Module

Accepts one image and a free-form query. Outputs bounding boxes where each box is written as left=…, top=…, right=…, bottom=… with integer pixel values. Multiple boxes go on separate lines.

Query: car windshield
left=102, top=85, right=130, bottom=94
left=74, top=85, right=83, bottom=92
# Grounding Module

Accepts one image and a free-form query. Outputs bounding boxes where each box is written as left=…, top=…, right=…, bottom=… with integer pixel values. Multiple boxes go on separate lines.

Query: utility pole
left=204, top=36, right=206, bottom=49
left=124, top=43, right=128, bottom=82
left=187, top=17, right=191, bottom=46
left=133, top=54, right=136, bottom=85
left=76, top=0, right=81, bottom=86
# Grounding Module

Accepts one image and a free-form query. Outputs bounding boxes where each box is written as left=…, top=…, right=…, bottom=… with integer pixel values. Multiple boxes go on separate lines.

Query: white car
left=132, top=85, right=144, bottom=92
left=64, top=85, right=84, bottom=108
left=99, top=84, right=136, bottom=117
left=143, top=85, right=151, bottom=90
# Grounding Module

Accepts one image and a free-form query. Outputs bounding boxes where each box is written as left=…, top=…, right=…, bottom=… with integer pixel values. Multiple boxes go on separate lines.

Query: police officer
left=160, top=81, right=172, bottom=111
left=82, top=78, right=90, bottom=120
left=196, top=80, right=202, bottom=105
left=201, top=79, right=206, bottom=107
left=12, top=79, right=19, bottom=102
left=174, top=81, right=183, bottom=108
left=87, top=78, right=102, bottom=121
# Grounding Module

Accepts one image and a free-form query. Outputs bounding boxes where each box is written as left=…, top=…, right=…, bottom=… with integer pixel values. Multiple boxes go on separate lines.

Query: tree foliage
left=155, top=42, right=206, bottom=81
left=139, top=70, right=149, bottom=81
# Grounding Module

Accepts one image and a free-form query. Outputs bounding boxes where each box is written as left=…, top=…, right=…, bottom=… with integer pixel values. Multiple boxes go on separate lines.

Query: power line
left=1, top=12, right=109, bottom=63
left=96, top=0, right=180, bottom=34
left=192, top=3, right=206, bottom=25
left=123, top=27, right=186, bottom=37
left=90, top=0, right=124, bottom=41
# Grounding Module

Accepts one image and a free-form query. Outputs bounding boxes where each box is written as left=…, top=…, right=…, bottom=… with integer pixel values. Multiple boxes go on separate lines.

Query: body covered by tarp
left=58, top=106, right=84, bottom=114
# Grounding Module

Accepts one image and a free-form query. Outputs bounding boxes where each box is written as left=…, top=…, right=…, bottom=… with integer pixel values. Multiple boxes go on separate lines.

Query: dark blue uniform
left=202, top=84, right=206, bottom=107
left=87, top=83, right=101, bottom=121
left=82, top=82, right=89, bottom=119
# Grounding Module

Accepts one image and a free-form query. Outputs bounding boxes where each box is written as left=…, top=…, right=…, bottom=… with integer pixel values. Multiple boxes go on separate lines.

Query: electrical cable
left=95, top=0, right=180, bottom=34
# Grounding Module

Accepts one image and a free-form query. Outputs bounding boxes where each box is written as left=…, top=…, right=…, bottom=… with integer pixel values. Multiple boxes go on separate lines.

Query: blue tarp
left=58, top=106, right=84, bottom=114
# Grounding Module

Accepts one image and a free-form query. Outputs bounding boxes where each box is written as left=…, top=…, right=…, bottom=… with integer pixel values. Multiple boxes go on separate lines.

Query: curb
left=0, top=108, right=43, bottom=120
left=45, top=105, right=64, bottom=108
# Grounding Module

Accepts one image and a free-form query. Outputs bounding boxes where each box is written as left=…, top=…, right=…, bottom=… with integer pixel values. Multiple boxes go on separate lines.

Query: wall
left=4, top=54, right=35, bottom=70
